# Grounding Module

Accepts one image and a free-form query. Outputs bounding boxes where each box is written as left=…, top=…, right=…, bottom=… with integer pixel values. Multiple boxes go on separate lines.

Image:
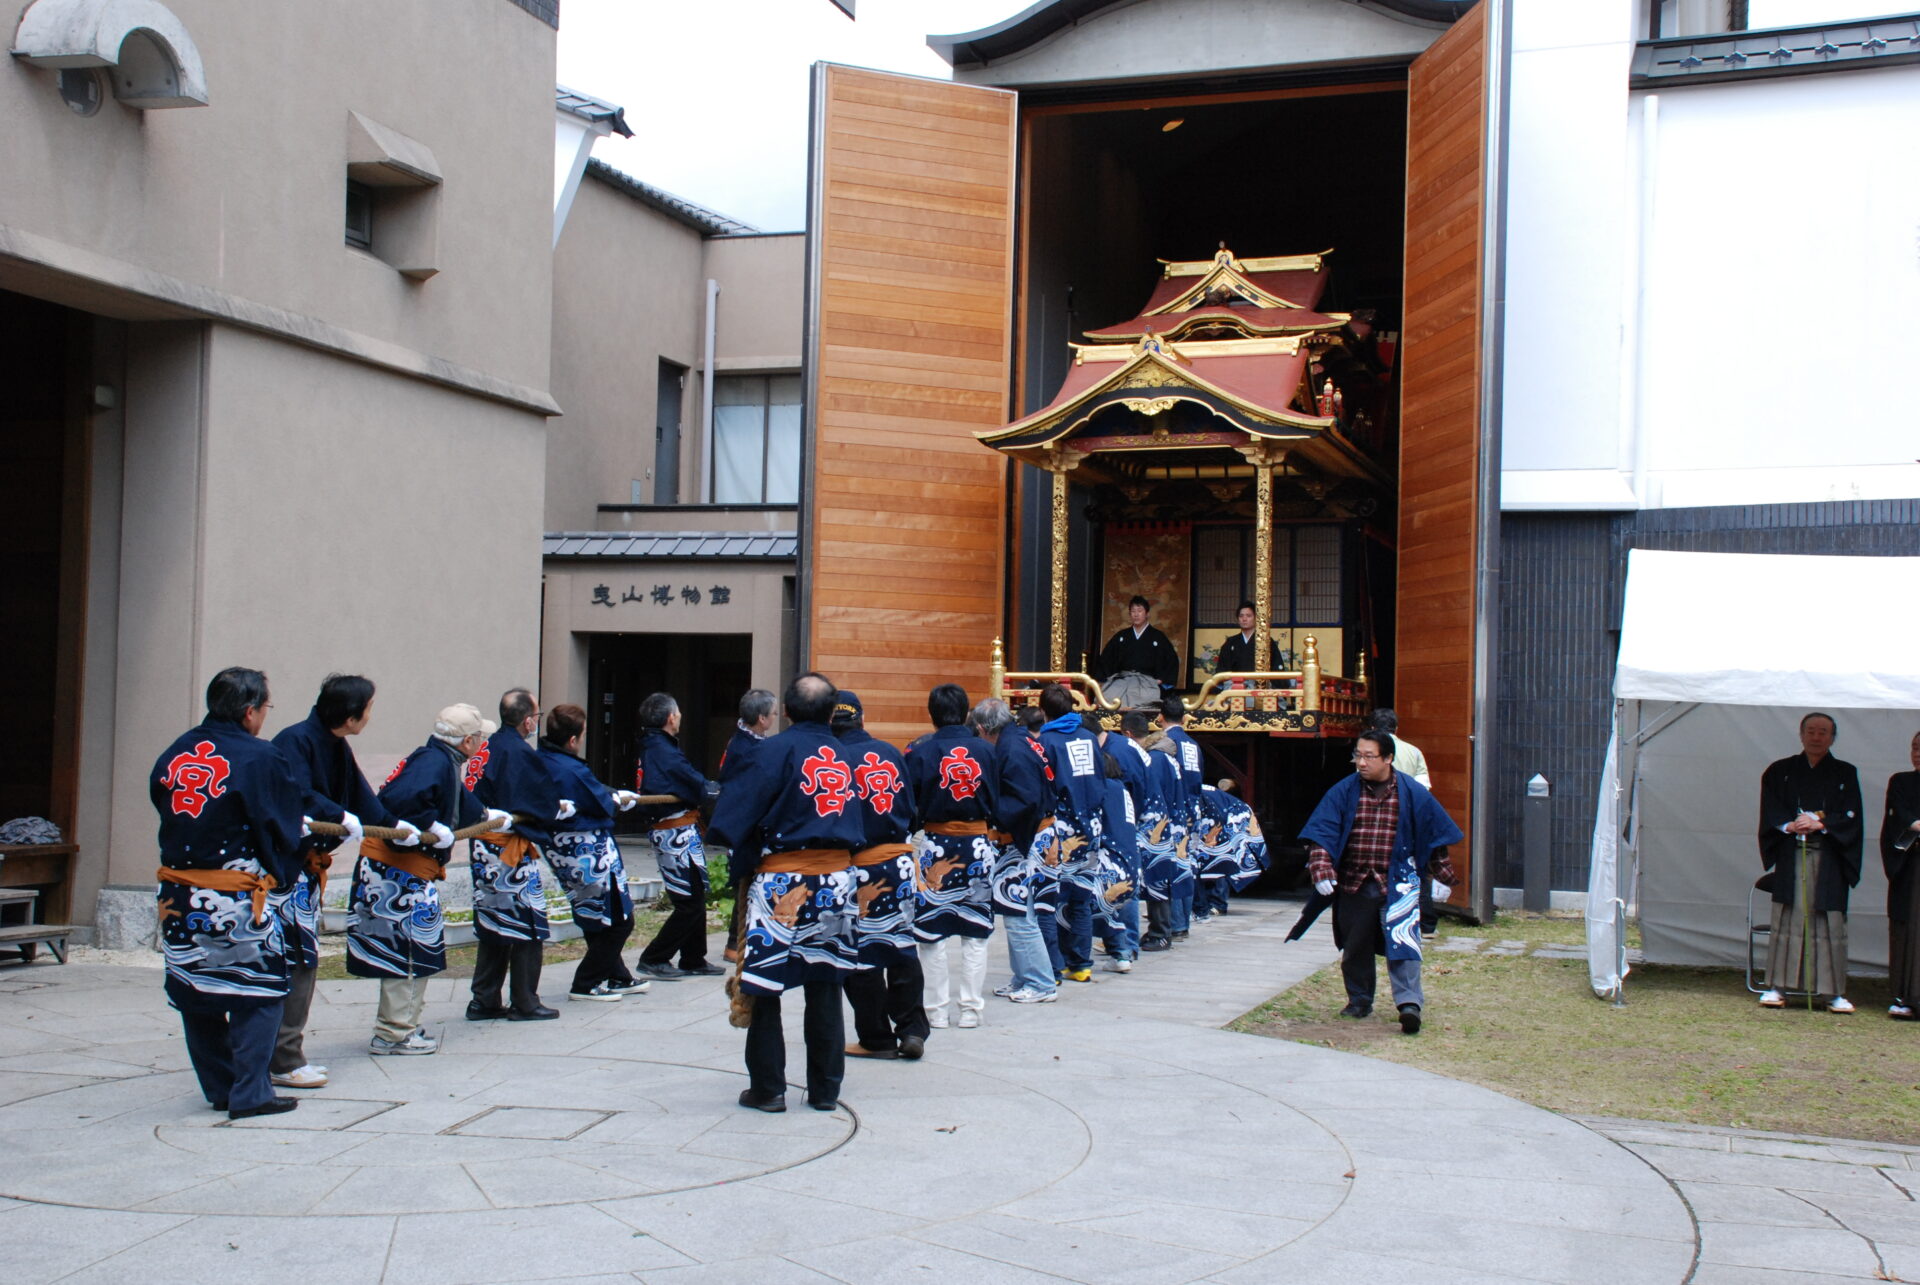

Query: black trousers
left=166, top=975, right=283, bottom=1112
left=723, top=873, right=750, bottom=957
left=641, top=864, right=710, bottom=968
left=472, top=931, right=544, bottom=1013
left=745, top=979, right=844, bottom=1103
left=572, top=910, right=636, bottom=994
left=1336, top=885, right=1424, bottom=1010
left=844, top=957, right=929, bottom=1051
left=1145, top=899, right=1171, bottom=940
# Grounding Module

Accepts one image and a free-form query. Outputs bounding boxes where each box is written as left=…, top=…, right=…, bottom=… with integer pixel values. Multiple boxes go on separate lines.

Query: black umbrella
left=1286, top=889, right=1331, bottom=941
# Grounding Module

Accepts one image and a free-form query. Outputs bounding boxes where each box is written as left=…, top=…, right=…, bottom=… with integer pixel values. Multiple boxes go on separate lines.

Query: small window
left=712, top=374, right=801, bottom=503
left=344, top=181, right=374, bottom=250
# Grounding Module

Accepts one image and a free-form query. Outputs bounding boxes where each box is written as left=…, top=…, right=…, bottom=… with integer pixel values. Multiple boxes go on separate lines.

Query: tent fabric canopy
left=1588, top=549, right=1920, bottom=998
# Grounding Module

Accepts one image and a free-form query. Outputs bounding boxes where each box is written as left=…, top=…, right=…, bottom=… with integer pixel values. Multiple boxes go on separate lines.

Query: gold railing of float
left=988, top=637, right=1121, bottom=711
left=987, top=634, right=1367, bottom=718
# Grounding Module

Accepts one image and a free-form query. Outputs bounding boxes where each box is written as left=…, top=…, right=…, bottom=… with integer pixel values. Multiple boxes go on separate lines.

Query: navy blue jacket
left=1110, top=734, right=1157, bottom=815
left=379, top=738, right=485, bottom=835
left=906, top=724, right=998, bottom=826
left=538, top=742, right=618, bottom=823
left=707, top=720, right=870, bottom=862
left=151, top=718, right=307, bottom=888
left=634, top=728, right=713, bottom=825
left=718, top=725, right=764, bottom=783
left=1038, top=713, right=1106, bottom=832
left=836, top=726, right=914, bottom=849
left=271, top=709, right=398, bottom=851
left=990, top=727, right=1051, bottom=851
left=472, top=726, right=566, bottom=844
left=1163, top=724, right=1205, bottom=802
left=1102, top=777, right=1140, bottom=870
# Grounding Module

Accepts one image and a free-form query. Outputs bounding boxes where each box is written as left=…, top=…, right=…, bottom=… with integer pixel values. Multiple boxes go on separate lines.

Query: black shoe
left=807, top=1097, right=840, bottom=1112
left=1338, top=1002, right=1372, bottom=1019
left=1140, top=936, right=1171, bottom=952
left=738, top=1088, right=787, bottom=1113
left=845, top=1042, right=897, bottom=1059
left=1171, top=930, right=1189, bottom=943
left=508, top=1005, right=560, bottom=1021
left=466, top=1001, right=511, bottom=1021
left=229, top=1096, right=299, bottom=1120
left=210, top=1099, right=228, bottom=1112
left=1399, top=1003, right=1423, bottom=1035
left=635, top=962, right=687, bottom=979
left=679, top=961, right=727, bottom=977
left=898, top=1035, right=926, bottom=1061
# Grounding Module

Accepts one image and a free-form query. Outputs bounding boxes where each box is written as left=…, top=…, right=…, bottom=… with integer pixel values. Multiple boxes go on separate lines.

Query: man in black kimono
left=1757, top=712, right=1863, bottom=1012
left=1215, top=602, right=1280, bottom=675
left=1881, top=730, right=1920, bottom=1020
left=1096, top=595, right=1181, bottom=694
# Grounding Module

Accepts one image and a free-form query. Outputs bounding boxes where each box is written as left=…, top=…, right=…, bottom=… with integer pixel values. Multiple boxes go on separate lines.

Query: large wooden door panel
left=803, top=65, right=1017, bottom=745
left=1398, top=3, right=1489, bottom=896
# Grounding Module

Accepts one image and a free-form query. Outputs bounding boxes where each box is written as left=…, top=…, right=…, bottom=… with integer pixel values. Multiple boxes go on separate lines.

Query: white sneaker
left=992, top=981, right=1019, bottom=997
left=1758, top=989, right=1785, bottom=1008
left=1890, top=1002, right=1915, bottom=1019
left=1104, top=958, right=1133, bottom=974
left=926, top=1010, right=950, bottom=1029
left=957, top=1010, right=980, bottom=1029
left=1006, top=988, right=1058, bottom=1004
left=370, top=1029, right=438, bottom=1056
left=1829, top=996, right=1855, bottom=1014
left=270, top=1064, right=328, bottom=1089
left=570, top=981, right=624, bottom=1002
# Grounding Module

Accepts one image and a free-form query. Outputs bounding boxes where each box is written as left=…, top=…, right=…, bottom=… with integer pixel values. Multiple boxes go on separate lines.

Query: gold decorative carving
left=1120, top=396, right=1180, bottom=416
left=1253, top=455, right=1274, bottom=647
left=1124, top=364, right=1186, bottom=388
left=1049, top=464, right=1068, bottom=673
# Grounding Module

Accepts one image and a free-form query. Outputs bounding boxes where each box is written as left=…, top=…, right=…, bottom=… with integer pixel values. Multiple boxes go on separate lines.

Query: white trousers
left=920, top=935, right=989, bottom=1014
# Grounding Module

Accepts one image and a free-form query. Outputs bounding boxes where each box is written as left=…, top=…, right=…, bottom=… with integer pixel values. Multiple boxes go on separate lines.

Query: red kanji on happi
left=463, top=743, right=490, bottom=791
left=937, top=746, right=983, bottom=801
left=800, top=745, right=855, bottom=817
left=163, top=741, right=231, bottom=818
left=853, top=751, right=903, bottom=815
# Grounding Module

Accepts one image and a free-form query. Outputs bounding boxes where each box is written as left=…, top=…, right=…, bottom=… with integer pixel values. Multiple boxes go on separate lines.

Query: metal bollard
left=1523, top=773, right=1551, bottom=913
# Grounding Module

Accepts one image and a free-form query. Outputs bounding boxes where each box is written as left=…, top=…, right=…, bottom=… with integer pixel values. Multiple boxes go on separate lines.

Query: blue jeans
left=1169, top=872, right=1195, bottom=934
left=1101, top=894, right=1140, bottom=959
left=1196, top=878, right=1231, bottom=916
left=1040, top=885, right=1094, bottom=974
left=1002, top=906, right=1055, bottom=995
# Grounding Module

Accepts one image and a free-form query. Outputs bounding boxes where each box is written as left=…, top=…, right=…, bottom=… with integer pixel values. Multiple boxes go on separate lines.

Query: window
left=344, top=181, right=373, bottom=250
left=712, top=374, right=800, bottom=503
left=1187, top=524, right=1344, bottom=626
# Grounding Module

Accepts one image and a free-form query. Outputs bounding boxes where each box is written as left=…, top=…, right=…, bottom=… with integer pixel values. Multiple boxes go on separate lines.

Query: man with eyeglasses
left=1299, top=729, right=1462, bottom=1034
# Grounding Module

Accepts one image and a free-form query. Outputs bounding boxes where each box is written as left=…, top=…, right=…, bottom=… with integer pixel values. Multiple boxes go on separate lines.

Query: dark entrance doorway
left=586, top=633, right=752, bottom=828
left=0, top=289, right=89, bottom=921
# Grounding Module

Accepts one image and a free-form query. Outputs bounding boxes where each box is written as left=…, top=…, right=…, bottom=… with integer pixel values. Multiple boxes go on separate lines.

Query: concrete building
left=541, top=158, right=804, bottom=782
left=2, top=0, right=562, bottom=944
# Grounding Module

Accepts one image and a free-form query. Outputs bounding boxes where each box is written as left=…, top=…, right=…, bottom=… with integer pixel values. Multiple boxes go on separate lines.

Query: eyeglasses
left=1351, top=752, right=1383, bottom=763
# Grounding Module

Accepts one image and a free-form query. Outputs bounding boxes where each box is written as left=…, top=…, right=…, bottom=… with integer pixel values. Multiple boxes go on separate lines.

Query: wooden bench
left=0, top=885, right=72, bottom=964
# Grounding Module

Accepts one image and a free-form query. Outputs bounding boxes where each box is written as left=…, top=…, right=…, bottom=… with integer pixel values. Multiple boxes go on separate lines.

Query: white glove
left=300, top=815, right=313, bottom=839
left=484, top=808, right=513, bottom=832
left=1314, top=879, right=1335, bottom=897
left=390, top=819, right=423, bottom=848
left=556, top=799, right=577, bottom=821
left=341, top=811, right=364, bottom=846
left=427, top=821, right=455, bottom=849
left=613, top=790, right=640, bottom=812
left=1431, top=881, right=1452, bottom=902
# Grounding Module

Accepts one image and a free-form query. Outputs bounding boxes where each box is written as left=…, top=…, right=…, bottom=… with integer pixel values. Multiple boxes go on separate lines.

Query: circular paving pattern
left=0, top=1056, right=858, bottom=1215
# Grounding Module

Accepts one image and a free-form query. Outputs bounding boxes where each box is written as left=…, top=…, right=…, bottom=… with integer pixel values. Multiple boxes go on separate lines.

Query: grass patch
left=1231, top=911, right=1920, bottom=1144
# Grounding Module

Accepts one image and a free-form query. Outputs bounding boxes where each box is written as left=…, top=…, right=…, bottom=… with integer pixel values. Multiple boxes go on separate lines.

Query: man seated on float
left=1216, top=602, right=1281, bottom=685
left=1096, top=595, right=1181, bottom=700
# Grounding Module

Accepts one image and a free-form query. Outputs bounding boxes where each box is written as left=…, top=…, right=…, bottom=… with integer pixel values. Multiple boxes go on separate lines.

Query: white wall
left=1501, top=7, right=1920, bottom=512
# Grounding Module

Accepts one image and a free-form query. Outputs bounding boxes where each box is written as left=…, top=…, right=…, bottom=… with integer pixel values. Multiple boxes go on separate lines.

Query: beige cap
left=433, top=703, right=486, bottom=741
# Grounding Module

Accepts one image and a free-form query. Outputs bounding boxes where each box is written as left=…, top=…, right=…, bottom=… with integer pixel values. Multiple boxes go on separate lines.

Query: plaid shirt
left=1307, top=772, right=1459, bottom=893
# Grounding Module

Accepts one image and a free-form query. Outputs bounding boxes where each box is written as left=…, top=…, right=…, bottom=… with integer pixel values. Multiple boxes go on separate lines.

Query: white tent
left=1587, top=549, right=1920, bottom=999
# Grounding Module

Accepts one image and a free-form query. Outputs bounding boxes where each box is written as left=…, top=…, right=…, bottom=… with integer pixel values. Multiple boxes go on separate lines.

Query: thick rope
left=306, top=794, right=687, bottom=843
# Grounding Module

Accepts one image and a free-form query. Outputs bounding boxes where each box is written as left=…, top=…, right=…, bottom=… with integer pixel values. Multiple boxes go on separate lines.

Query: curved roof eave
left=929, top=0, right=1477, bottom=68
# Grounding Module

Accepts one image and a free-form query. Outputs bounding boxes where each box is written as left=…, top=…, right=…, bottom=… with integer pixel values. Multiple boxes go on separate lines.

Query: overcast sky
left=556, top=0, right=1022, bottom=233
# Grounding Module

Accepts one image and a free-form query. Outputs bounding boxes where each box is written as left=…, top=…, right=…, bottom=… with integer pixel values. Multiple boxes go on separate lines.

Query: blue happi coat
left=907, top=724, right=999, bottom=940
left=151, top=718, right=306, bottom=999
left=470, top=726, right=567, bottom=941
left=1299, top=771, right=1463, bottom=962
left=347, top=738, right=482, bottom=978
left=1035, top=714, right=1109, bottom=906
left=709, top=720, right=871, bottom=995
left=988, top=726, right=1051, bottom=915
left=838, top=725, right=918, bottom=963
left=717, top=723, right=767, bottom=878
left=537, top=742, right=633, bottom=929
left=635, top=727, right=713, bottom=899
left=271, top=709, right=398, bottom=969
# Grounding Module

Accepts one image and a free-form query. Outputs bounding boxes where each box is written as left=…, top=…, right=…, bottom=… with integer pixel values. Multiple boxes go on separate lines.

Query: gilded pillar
left=1253, top=455, right=1274, bottom=668
left=1048, top=457, right=1071, bottom=674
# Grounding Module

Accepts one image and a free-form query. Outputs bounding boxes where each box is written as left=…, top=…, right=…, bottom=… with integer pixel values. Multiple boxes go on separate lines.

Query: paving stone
left=1671, top=1180, right=1834, bottom=1229
left=385, top=1204, right=695, bottom=1282
left=792, top=1233, right=1090, bottom=1283
left=1628, top=1144, right=1904, bottom=1198
left=916, top=1211, right=1244, bottom=1283
left=0, top=1203, right=192, bottom=1282
left=59, top=1212, right=397, bottom=1284
left=1695, top=1219, right=1884, bottom=1278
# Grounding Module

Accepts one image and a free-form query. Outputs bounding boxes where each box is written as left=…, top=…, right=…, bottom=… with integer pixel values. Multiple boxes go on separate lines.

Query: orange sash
left=476, top=830, right=538, bottom=868
left=651, top=811, right=700, bottom=831
left=925, top=821, right=988, bottom=837
left=854, top=842, right=915, bottom=865
left=759, top=848, right=854, bottom=876
left=156, top=866, right=278, bottom=926
left=361, top=837, right=447, bottom=883
left=305, top=850, right=334, bottom=903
